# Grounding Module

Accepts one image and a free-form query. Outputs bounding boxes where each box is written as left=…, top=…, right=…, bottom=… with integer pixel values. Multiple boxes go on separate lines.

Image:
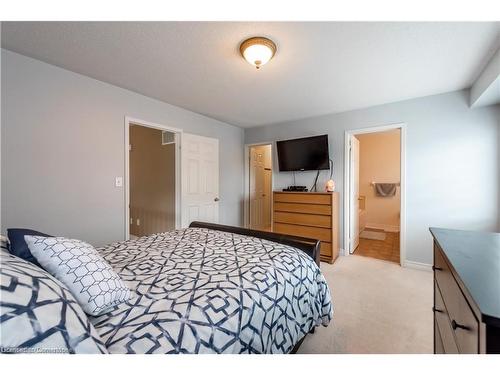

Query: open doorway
left=344, top=124, right=406, bottom=266
left=247, top=144, right=273, bottom=231
left=124, top=118, right=182, bottom=240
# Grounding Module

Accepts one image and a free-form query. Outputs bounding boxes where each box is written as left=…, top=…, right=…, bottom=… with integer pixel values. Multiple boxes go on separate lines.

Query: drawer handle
left=432, top=266, right=443, bottom=271
left=451, top=319, right=468, bottom=331
left=432, top=307, right=443, bottom=313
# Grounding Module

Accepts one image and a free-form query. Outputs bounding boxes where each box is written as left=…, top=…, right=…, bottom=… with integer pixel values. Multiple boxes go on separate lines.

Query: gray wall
left=1, top=49, right=244, bottom=246
left=2, top=48, right=499, bottom=265
left=246, top=90, right=500, bottom=265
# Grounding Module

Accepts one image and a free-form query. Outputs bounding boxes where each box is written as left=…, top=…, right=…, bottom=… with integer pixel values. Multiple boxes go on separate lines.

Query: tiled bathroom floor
left=354, top=230, right=400, bottom=264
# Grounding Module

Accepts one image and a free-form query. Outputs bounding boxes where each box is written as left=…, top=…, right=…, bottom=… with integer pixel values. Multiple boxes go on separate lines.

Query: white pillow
left=24, top=235, right=131, bottom=316
left=0, top=248, right=108, bottom=353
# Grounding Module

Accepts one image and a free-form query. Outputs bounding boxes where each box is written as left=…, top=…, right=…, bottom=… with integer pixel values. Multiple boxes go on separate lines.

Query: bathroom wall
left=357, top=130, right=401, bottom=231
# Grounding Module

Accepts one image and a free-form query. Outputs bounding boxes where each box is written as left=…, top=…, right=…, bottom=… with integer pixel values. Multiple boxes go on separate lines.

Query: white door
left=262, top=145, right=272, bottom=230
left=249, top=146, right=265, bottom=230
left=349, top=136, right=360, bottom=253
left=181, top=133, right=219, bottom=228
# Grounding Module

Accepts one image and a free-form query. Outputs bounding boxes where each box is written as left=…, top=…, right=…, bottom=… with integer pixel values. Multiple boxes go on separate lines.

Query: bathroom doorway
left=344, top=124, right=406, bottom=266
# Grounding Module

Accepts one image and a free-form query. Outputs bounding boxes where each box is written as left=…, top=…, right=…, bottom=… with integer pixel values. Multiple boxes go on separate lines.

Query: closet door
left=249, top=146, right=266, bottom=230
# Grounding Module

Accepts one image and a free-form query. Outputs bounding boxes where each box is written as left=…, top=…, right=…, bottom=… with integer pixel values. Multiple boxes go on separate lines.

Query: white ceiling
left=2, top=22, right=499, bottom=127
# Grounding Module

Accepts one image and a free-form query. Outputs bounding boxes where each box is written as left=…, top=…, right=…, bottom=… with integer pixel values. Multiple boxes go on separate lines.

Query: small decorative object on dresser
left=273, top=191, right=340, bottom=263
left=430, top=228, right=500, bottom=354
left=325, top=179, right=335, bottom=192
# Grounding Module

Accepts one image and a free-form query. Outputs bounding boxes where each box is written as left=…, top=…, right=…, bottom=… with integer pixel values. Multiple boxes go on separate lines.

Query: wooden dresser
left=430, top=228, right=500, bottom=354
left=272, top=191, right=339, bottom=263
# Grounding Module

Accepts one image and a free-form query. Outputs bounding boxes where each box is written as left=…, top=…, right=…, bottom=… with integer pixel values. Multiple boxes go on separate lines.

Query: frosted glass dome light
left=240, top=37, right=277, bottom=69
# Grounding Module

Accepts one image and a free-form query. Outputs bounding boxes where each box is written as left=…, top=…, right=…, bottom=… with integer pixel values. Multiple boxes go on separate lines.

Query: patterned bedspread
left=91, top=228, right=333, bottom=353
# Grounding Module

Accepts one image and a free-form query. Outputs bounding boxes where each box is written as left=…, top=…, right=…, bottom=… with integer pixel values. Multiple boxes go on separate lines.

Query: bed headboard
left=189, top=221, right=321, bottom=267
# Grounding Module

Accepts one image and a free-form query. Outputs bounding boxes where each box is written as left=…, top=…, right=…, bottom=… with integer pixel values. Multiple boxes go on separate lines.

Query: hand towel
left=375, top=183, right=397, bottom=197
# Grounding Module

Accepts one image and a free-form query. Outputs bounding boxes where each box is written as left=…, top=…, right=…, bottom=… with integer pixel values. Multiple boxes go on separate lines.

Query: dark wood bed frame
left=189, top=221, right=321, bottom=353
left=189, top=221, right=321, bottom=266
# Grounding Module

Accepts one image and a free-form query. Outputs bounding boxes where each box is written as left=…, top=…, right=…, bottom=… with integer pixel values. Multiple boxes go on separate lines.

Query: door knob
left=214, top=197, right=220, bottom=202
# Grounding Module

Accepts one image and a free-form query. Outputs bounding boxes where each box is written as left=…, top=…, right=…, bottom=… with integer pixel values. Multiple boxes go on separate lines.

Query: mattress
left=91, top=227, right=333, bottom=353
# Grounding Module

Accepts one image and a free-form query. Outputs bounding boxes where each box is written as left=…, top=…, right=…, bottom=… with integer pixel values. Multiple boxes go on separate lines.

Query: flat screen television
left=276, top=135, right=330, bottom=172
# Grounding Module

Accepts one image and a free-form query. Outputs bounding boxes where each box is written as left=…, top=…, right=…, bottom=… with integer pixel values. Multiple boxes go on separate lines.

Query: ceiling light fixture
left=240, top=37, right=277, bottom=70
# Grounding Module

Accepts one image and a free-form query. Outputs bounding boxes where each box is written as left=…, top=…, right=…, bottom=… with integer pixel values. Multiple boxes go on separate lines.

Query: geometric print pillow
left=24, top=236, right=131, bottom=316
left=0, top=248, right=108, bottom=353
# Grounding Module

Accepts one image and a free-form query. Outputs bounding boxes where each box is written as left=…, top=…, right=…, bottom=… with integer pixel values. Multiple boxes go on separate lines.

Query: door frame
left=348, top=135, right=360, bottom=254
left=243, top=142, right=274, bottom=229
left=124, top=116, right=183, bottom=240
left=343, top=122, right=406, bottom=266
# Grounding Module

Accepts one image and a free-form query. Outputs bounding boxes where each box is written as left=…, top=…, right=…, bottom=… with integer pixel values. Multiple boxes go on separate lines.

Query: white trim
left=364, top=223, right=400, bottom=233
left=343, top=122, right=407, bottom=266
left=403, top=260, right=432, bottom=271
left=243, top=142, right=274, bottom=229
left=124, top=116, right=183, bottom=241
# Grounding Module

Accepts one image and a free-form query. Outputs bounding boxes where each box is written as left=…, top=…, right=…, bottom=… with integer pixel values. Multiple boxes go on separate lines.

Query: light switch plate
left=115, top=177, right=123, bottom=187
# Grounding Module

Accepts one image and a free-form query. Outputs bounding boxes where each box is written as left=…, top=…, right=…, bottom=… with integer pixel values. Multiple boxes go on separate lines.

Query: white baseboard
left=403, top=260, right=432, bottom=271
left=365, top=223, right=400, bottom=233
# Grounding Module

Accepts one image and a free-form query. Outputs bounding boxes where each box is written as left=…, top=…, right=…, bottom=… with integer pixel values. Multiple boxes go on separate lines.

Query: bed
left=1, top=222, right=332, bottom=354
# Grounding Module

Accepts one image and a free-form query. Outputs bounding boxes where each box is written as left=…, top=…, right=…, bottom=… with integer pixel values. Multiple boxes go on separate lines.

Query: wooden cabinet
left=430, top=228, right=500, bottom=354
left=273, top=191, right=339, bottom=263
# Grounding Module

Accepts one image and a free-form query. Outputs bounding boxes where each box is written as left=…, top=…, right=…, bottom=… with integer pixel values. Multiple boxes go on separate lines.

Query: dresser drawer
left=320, top=242, right=339, bottom=263
left=435, top=320, right=445, bottom=354
left=434, top=282, right=459, bottom=354
left=273, top=223, right=332, bottom=243
left=273, top=191, right=339, bottom=264
left=274, top=202, right=332, bottom=215
left=274, top=211, right=332, bottom=228
left=434, top=246, right=479, bottom=353
left=320, top=242, right=332, bottom=257
left=274, top=192, right=331, bottom=205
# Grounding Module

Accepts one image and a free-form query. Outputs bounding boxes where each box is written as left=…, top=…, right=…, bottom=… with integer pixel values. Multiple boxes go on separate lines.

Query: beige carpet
left=298, top=255, right=433, bottom=354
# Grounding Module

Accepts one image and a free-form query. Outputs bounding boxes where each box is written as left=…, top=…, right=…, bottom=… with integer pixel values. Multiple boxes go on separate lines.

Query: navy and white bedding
left=0, top=248, right=107, bottom=353
left=1, top=228, right=332, bottom=354
left=92, top=228, right=332, bottom=353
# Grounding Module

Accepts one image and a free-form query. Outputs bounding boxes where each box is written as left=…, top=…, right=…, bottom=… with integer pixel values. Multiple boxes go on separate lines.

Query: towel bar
left=370, top=182, right=400, bottom=186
